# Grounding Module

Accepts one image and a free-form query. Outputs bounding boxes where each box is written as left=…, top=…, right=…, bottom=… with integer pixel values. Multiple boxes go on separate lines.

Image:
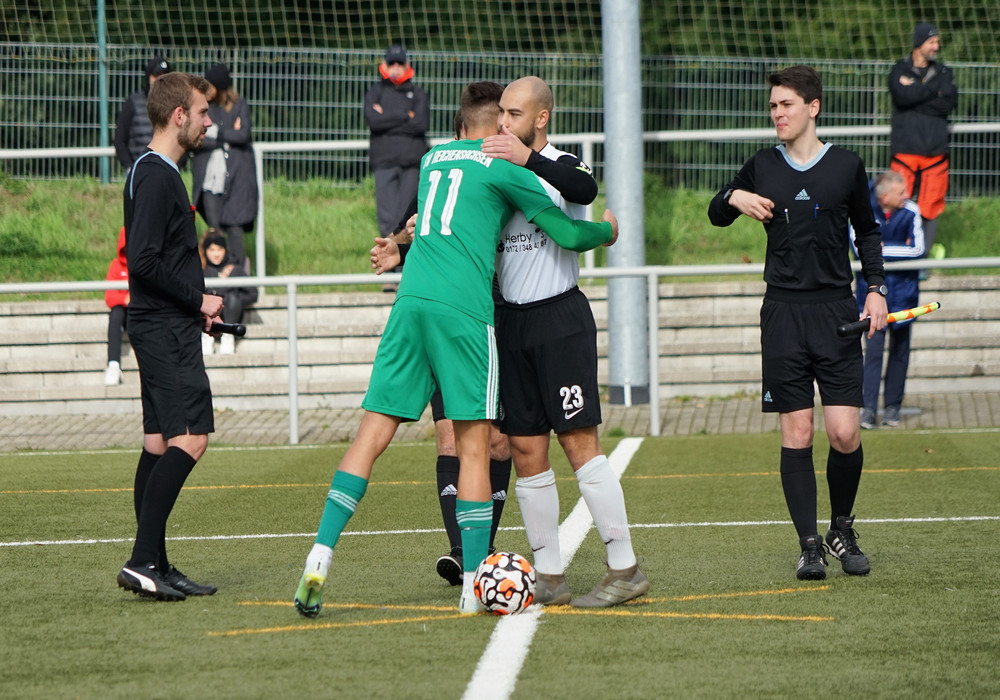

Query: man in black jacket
left=114, top=56, right=173, bottom=170
left=889, top=22, right=957, bottom=255
left=364, top=44, right=430, bottom=240
left=709, top=65, right=887, bottom=583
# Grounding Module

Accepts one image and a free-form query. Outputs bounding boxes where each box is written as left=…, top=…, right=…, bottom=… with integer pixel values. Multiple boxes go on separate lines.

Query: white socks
left=305, top=543, right=333, bottom=578
left=515, top=468, right=562, bottom=575
left=516, top=456, right=637, bottom=575
left=575, top=455, right=636, bottom=570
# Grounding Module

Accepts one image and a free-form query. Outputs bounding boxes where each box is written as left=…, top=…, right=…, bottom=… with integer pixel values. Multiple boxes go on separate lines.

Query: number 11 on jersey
left=421, top=168, right=464, bottom=237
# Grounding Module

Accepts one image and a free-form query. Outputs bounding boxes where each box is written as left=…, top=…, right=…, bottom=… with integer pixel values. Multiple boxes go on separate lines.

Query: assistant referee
left=116, top=72, right=225, bottom=601
left=709, top=66, right=887, bottom=582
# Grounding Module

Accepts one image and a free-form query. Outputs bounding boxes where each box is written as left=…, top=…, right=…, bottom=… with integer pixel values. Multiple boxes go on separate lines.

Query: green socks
left=316, top=471, right=368, bottom=548
left=456, top=499, right=492, bottom=572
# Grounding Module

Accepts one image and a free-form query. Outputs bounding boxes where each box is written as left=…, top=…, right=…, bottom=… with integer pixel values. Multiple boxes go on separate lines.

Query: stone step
left=2, top=276, right=998, bottom=415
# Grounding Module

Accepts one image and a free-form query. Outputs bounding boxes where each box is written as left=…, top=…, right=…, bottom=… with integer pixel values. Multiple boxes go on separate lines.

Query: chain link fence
left=2, top=45, right=999, bottom=195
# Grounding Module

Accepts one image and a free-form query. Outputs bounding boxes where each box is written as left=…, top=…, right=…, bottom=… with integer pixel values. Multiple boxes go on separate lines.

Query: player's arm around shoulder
left=528, top=206, right=614, bottom=252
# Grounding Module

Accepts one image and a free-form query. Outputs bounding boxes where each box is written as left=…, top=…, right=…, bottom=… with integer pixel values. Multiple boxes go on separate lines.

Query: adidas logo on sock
left=794, top=189, right=810, bottom=201
left=763, top=390, right=773, bottom=403
left=440, top=484, right=457, bottom=497
left=491, top=489, right=507, bottom=502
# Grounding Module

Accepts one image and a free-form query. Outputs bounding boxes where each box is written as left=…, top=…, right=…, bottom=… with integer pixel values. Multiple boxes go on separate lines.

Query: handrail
left=5, top=122, right=1000, bottom=277
left=3, top=257, right=998, bottom=443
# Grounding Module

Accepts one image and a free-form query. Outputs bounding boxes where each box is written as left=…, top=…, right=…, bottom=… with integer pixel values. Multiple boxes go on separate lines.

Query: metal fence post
left=287, top=281, right=299, bottom=445
left=254, top=148, right=266, bottom=291
left=647, top=272, right=660, bottom=436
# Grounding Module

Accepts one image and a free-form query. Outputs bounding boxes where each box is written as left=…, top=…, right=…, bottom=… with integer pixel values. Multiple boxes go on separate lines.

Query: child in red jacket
left=104, top=226, right=129, bottom=385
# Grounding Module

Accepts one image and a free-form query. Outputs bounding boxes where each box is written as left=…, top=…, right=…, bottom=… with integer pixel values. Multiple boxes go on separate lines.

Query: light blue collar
left=128, top=150, right=179, bottom=198
left=776, top=142, right=831, bottom=172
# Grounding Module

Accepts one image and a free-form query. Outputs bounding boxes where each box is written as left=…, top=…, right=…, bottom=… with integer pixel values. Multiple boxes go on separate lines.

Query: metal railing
left=5, top=46, right=1000, bottom=191
left=5, top=122, right=1000, bottom=277
left=3, top=257, right=998, bottom=443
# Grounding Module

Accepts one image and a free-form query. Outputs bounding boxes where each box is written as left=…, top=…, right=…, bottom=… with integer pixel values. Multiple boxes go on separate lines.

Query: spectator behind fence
left=889, top=22, right=957, bottom=263
left=364, top=44, right=430, bottom=241
left=200, top=230, right=258, bottom=355
left=104, top=226, right=130, bottom=386
left=191, top=63, right=258, bottom=270
left=853, top=171, right=926, bottom=430
left=114, top=56, right=173, bottom=170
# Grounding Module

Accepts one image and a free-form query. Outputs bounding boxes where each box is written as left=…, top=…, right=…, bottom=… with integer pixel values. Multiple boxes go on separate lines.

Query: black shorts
left=430, top=387, right=445, bottom=422
left=759, top=295, right=863, bottom=413
left=129, top=315, right=215, bottom=439
left=496, top=287, right=602, bottom=435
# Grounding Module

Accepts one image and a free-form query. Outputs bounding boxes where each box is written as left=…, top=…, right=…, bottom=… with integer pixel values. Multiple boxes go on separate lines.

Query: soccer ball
left=473, top=551, right=536, bottom=615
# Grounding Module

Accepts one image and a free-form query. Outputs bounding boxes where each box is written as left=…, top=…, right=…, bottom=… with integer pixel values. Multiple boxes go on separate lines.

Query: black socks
left=436, top=454, right=514, bottom=553
left=129, top=446, right=197, bottom=567
left=827, top=443, right=863, bottom=529
left=780, top=446, right=817, bottom=539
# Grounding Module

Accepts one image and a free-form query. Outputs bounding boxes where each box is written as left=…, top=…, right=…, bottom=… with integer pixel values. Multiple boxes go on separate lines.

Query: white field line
left=2, top=515, right=998, bottom=549
left=461, top=437, right=645, bottom=700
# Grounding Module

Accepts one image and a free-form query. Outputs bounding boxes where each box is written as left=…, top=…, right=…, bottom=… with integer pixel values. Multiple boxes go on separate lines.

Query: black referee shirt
left=124, top=150, right=205, bottom=319
left=709, top=144, right=885, bottom=296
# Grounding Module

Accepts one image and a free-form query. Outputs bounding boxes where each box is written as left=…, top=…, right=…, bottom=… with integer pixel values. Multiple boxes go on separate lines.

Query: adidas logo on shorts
left=763, top=391, right=773, bottom=403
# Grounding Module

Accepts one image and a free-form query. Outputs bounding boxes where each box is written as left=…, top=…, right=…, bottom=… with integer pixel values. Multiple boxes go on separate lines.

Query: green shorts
left=362, top=296, right=499, bottom=421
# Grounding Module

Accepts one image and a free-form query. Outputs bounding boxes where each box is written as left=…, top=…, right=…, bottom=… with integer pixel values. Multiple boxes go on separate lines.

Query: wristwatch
left=868, top=284, right=888, bottom=297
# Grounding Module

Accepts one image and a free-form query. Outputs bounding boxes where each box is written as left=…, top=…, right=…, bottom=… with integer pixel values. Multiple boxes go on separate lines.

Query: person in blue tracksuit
left=853, top=170, right=925, bottom=428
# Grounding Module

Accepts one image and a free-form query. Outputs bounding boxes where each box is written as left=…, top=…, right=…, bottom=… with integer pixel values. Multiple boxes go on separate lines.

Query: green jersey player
left=295, top=81, right=619, bottom=617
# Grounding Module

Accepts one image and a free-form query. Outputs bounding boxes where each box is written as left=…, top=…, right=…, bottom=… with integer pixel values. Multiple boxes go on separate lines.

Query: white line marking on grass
left=0, top=525, right=529, bottom=548
left=3, top=516, right=998, bottom=549
left=629, top=515, right=1000, bottom=530
left=462, top=437, right=645, bottom=700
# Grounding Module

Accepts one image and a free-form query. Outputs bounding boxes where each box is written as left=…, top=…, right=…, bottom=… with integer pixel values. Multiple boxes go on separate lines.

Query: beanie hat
left=205, top=63, right=231, bottom=93
left=145, top=55, right=172, bottom=77
left=385, top=44, right=407, bottom=64
left=913, top=22, right=938, bottom=48
left=203, top=233, right=227, bottom=250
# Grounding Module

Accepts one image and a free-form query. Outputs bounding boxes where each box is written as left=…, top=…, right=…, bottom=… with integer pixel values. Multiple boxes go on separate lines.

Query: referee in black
left=709, top=66, right=888, bottom=581
left=117, top=72, right=225, bottom=601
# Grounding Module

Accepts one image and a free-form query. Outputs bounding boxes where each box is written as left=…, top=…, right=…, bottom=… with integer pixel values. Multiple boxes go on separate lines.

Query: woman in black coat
left=192, top=63, right=259, bottom=270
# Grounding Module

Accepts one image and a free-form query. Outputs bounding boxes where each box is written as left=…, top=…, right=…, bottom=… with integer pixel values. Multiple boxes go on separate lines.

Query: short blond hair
left=146, top=73, right=212, bottom=130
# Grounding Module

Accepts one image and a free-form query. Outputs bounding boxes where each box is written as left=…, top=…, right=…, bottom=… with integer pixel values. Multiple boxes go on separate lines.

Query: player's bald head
left=503, top=76, right=553, bottom=114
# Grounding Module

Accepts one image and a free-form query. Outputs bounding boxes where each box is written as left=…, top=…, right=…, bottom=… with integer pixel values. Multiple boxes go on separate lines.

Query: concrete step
left=2, top=276, right=999, bottom=415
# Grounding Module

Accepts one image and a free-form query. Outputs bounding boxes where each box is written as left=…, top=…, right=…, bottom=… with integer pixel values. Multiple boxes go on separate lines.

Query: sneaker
left=881, top=405, right=901, bottom=427
left=294, top=559, right=329, bottom=618
left=570, top=564, right=649, bottom=608
left=859, top=408, right=877, bottom=430
left=218, top=333, right=235, bottom=355
left=796, top=535, right=828, bottom=581
left=163, top=565, right=217, bottom=596
left=202, top=334, right=215, bottom=355
left=826, top=515, right=871, bottom=576
left=534, top=572, right=572, bottom=606
left=117, top=562, right=186, bottom=601
left=436, top=549, right=463, bottom=586
left=459, top=587, right=485, bottom=615
left=104, top=362, right=123, bottom=386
